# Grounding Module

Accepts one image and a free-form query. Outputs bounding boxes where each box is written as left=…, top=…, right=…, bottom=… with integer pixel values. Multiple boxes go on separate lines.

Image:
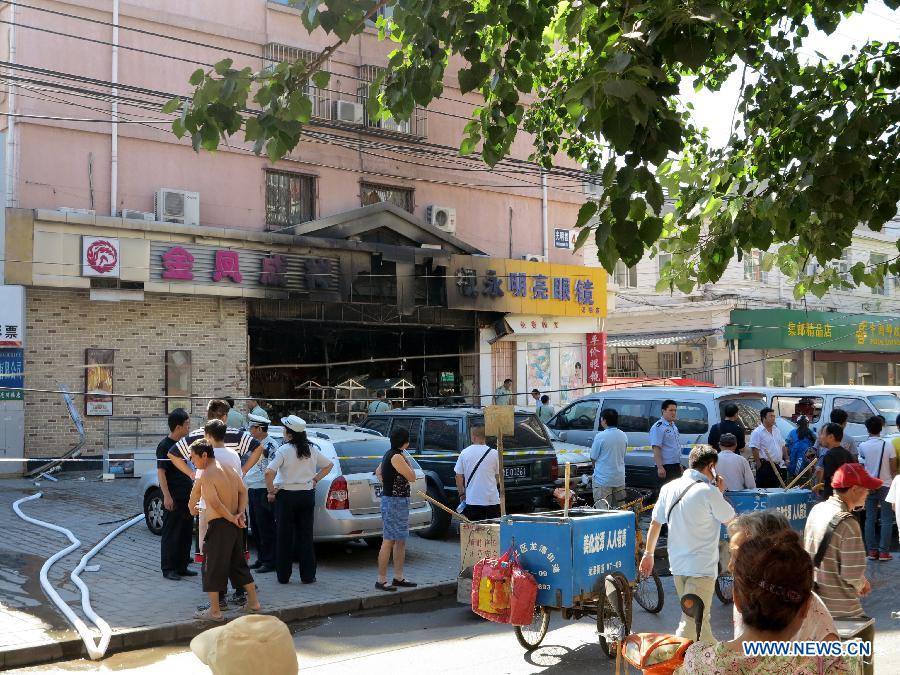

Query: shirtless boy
left=188, top=440, right=261, bottom=620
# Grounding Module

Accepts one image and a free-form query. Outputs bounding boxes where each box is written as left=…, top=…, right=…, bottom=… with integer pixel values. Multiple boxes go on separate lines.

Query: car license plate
left=373, top=483, right=383, bottom=498
left=504, top=465, right=528, bottom=479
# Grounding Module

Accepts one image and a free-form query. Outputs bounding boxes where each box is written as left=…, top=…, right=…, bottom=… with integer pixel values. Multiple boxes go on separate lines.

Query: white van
left=545, top=387, right=773, bottom=490
left=758, top=387, right=900, bottom=442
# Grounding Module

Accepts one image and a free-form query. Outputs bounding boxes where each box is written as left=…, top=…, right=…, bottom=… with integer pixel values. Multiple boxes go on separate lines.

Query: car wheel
left=144, top=488, right=164, bottom=536
left=417, top=481, right=450, bottom=540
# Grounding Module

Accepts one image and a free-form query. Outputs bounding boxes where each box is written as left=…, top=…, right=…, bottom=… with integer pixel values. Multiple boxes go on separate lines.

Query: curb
left=0, top=581, right=457, bottom=670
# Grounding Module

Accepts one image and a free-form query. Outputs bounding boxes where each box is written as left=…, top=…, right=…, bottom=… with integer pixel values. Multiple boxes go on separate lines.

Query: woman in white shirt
left=265, top=416, right=333, bottom=585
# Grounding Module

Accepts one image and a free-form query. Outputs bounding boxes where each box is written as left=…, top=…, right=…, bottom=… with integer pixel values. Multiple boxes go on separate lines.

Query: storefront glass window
left=854, top=362, right=875, bottom=385
left=814, top=361, right=840, bottom=385
left=765, top=359, right=793, bottom=387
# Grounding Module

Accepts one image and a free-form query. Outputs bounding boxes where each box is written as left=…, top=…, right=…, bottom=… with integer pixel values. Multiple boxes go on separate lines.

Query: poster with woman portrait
left=85, top=348, right=114, bottom=416
left=559, top=345, right=585, bottom=403
left=526, top=343, right=552, bottom=394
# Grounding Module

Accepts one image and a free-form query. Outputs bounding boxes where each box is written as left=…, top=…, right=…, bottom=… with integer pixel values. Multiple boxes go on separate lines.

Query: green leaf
left=611, top=197, right=630, bottom=222
left=162, top=97, right=181, bottom=114
left=602, top=79, right=639, bottom=100
left=575, top=201, right=598, bottom=228
left=601, top=111, right=636, bottom=151
left=573, top=226, right=593, bottom=251
left=189, top=69, right=205, bottom=86
left=458, top=62, right=491, bottom=94
left=639, top=216, right=664, bottom=245
left=605, top=51, right=632, bottom=74
left=312, top=70, right=331, bottom=89
left=214, top=59, right=234, bottom=76
left=460, top=135, right=480, bottom=156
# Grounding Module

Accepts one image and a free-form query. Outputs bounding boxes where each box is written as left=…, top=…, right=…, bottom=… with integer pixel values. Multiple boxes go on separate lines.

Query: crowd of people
left=155, top=397, right=424, bottom=617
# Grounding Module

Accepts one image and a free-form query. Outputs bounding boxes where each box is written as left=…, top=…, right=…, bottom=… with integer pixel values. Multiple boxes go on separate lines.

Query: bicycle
left=595, top=487, right=664, bottom=618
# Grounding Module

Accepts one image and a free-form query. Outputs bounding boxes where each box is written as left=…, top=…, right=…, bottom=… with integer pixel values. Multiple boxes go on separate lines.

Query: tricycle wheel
left=597, top=573, right=631, bottom=659
left=634, top=572, right=664, bottom=614
left=715, top=573, right=733, bottom=604
left=514, top=606, right=550, bottom=650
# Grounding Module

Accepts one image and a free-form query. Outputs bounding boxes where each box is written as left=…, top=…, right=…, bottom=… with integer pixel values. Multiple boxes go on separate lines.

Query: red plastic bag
left=508, top=564, right=538, bottom=626
left=471, top=548, right=514, bottom=623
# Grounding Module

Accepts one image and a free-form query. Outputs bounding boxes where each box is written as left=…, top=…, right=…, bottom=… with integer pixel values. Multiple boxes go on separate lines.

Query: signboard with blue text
left=500, top=510, right=634, bottom=607
left=447, top=255, right=607, bottom=318
left=0, top=349, right=24, bottom=401
left=720, top=488, right=812, bottom=540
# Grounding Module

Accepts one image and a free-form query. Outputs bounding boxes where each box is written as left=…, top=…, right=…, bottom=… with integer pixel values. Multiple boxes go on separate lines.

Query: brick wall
left=24, top=289, right=248, bottom=457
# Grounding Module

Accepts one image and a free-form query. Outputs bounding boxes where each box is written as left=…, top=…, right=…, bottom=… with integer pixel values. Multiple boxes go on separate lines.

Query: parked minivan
left=758, top=387, right=900, bottom=442
left=545, top=387, right=770, bottom=490
left=361, top=407, right=558, bottom=539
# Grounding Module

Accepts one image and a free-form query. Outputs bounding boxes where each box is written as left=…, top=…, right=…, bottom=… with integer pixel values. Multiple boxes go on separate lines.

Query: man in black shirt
left=707, top=403, right=746, bottom=455
left=157, top=408, right=194, bottom=581
left=816, top=423, right=853, bottom=499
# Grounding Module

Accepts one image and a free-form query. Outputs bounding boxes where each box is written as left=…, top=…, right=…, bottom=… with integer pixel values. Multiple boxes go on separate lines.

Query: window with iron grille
left=360, top=182, right=413, bottom=212
left=262, top=43, right=331, bottom=120
left=357, top=64, right=427, bottom=137
left=743, top=250, right=768, bottom=282
left=869, top=252, right=889, bottom=295
left=265, top=171, right=316, bottom=230
left=610, top=352, right=640, bottom=376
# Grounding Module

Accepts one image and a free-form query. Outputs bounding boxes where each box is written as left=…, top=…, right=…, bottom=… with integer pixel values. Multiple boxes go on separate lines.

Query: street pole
left=497, top=433, right=506, bottom=516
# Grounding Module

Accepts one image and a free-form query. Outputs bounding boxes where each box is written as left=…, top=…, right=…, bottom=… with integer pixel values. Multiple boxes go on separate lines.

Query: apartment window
left=610, top=352, right=640, bottom=377
left=869, top=253, right=888, bottom=295
left=360, top=182, right=413, bottom=212
left=743, top=250, right=768, bottom=282
left=265, top=170, right=316, bottom=231
left=657, top=252, right=672, bottom=279
left=614, top=261, right=637, bottom=288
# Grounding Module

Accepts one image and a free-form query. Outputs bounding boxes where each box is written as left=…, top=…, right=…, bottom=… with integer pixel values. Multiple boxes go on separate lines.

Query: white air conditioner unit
left=121, top=209, right=155, bottom=221
left=522, top=253, right=547, bottom=263
left=380, top=116, right=411, bottom=134
left=706, top=335, right=723, bottom=350
left=332, top=100, right=364, bottom=125
left=681, top=350, right=695, bottom=365
left=425, top=205, right=457, bottom=233
left=57, top=207, right=96, bottom=216
left=155, top=188, right=200, bottom=226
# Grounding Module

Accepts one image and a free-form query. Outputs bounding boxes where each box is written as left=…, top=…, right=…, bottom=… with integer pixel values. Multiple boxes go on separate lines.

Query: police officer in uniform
left=650, top=399, right=683, bottom=485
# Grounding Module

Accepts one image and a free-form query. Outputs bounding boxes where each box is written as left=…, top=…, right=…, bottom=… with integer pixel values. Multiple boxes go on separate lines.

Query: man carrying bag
left=454, top=426, right=501, bottom=521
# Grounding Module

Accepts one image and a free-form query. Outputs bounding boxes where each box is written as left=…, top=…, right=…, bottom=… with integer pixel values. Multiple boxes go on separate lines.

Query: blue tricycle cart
left=499, top=508, right=637, bottom=658
left=714, top=488, right=813, bottom=603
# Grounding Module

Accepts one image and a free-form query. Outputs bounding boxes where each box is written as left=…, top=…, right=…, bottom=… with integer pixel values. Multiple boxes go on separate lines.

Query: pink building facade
left=0, top=0, right=605, bottom=464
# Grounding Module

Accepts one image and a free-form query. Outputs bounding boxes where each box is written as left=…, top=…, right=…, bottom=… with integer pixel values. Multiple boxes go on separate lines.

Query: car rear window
left=334, top=439, right=389, bottom=474
left=473, top=414, right=551, bottom=450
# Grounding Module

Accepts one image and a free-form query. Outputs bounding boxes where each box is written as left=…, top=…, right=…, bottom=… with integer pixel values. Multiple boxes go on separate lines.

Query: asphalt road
left=14, top=569, right=900, bottom=674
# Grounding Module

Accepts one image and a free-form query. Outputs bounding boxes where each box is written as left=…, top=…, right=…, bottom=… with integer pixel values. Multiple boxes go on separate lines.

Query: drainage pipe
left=12, top=492, right=142, bottom=660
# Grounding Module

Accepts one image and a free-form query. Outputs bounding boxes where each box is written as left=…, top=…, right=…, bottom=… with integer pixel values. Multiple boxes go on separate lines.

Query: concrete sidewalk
left=0, top=473, right=459, bottom=669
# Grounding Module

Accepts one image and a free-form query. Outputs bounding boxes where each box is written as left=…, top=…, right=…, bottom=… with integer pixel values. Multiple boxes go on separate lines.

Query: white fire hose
left=13, top=492, right=143, bottom=660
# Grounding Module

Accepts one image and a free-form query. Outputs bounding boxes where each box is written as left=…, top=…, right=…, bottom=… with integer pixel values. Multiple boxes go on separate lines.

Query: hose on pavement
left=12, top=492, right=143, bottom=660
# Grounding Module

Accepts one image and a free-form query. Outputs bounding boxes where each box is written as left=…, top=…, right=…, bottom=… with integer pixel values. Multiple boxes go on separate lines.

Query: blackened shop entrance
left=248, top=302, right=480, bottom=423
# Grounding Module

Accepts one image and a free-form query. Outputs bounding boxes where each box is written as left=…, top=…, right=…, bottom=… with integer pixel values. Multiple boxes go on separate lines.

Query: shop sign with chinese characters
left=0, top=349, right=24, bottom=401
left=447, top=255, right=607, bottom=318
left=149, top=242, right=340, bottom=296
left=727, top=309, right=900, bottom=353
left=585, top=332, right=607, bottom=384
left=0, top=286, right=24, bottom=348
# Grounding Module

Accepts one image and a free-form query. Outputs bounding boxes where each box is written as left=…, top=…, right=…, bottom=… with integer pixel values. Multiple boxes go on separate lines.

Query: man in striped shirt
left=803, top=463, right=880, bottom=619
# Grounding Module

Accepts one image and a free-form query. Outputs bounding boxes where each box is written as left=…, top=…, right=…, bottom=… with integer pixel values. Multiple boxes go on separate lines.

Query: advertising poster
left=559, top=345, right=584, bottom=403
left=526, top=342, right=552, bottom=393
left=165, top=350, right=192, bottom=414
left=85, top=349, right=114, bottom=416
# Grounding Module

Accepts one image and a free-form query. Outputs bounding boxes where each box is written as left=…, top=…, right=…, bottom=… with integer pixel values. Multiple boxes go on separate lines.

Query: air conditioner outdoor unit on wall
left=522, top=253, right=547, bottom=263
left=425, top=205, right=457, bottom=233
left=706, top=335, right=723, bottom=350
left=121, top=209, right=155, bottom=221
left=333, top=100, right=364, bottom=125
left=155, top=188, right=200, bottom=226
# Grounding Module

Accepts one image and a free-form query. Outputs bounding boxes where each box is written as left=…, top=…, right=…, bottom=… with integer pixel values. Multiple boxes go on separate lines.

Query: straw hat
left=190, top=615, right=298, bottom=675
